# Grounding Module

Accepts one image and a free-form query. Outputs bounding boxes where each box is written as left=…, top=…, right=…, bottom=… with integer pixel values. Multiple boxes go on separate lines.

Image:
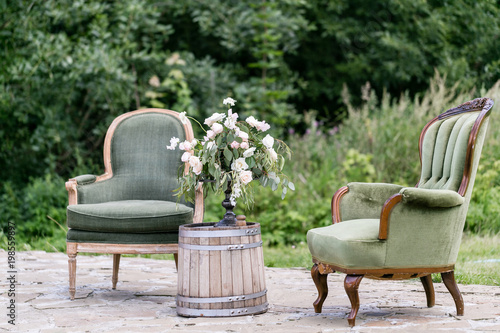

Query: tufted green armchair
left=307, top=98, right=494, bottom=326
left=65, top=109, right=203, bottom=300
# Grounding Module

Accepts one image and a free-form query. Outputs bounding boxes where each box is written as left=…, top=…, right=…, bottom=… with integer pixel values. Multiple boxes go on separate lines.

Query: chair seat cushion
left=67, top=200, right=193, bottom=233
left=307, top=219, right=387, bottom=269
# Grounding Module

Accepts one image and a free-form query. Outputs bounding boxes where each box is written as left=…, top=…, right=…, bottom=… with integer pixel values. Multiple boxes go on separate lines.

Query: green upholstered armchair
left=307, top=98, right=494, bottom=326
left=65, top=109, right=203, bottom=300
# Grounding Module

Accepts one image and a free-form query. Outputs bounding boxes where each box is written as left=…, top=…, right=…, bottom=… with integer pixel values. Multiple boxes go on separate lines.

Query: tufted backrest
left=76, top=109, right=193, bottom=204
left=417, top=98, right=494, bottom=195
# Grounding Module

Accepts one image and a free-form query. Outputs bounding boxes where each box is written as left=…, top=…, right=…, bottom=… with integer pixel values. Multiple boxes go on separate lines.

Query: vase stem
left=215, top=180, right=236, bottom=227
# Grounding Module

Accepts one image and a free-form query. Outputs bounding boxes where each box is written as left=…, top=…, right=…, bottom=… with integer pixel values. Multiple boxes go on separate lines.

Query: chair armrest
left=73, top=174, right=97, bottom=185
left=399, top=188, right=464, bottom=208
left=65, top=174, right=108, bottom=205
left=332, top=182, right=404, bottom=223
left=379, top=188, right=465, bottom=240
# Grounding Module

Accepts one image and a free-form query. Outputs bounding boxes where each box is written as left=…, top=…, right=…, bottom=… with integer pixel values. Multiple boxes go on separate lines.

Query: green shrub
left=0, top=175, right=67, bottom=250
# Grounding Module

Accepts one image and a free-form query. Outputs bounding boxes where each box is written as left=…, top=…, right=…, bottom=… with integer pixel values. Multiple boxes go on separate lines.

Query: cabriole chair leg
left=420, top=274, right=435, bottom=307
left=344, top=274, right=364, bottom=327
left=441, top=271, right=464, bottom=316
left=311, top=264, right=329, bottom=313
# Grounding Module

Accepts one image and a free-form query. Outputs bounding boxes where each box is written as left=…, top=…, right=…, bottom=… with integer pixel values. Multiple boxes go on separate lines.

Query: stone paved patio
left=1, top=250, right=500, bottom=332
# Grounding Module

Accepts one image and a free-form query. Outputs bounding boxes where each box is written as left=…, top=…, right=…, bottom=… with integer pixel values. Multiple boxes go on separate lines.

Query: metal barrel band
left=179, top=228, right=260, bottom=238
left=176, top=289, right=267, bottom=304
left=176, top=303, right=269, bottom=317
left=178, top=241, right=263, bottom=251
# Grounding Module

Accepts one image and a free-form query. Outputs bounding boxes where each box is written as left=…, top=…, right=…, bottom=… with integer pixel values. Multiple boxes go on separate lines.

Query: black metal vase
left=214, top=180, right=236, bottom=227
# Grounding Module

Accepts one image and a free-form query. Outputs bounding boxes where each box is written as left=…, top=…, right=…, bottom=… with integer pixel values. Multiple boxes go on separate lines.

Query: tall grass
left=204, top=74, right=500, bottom=244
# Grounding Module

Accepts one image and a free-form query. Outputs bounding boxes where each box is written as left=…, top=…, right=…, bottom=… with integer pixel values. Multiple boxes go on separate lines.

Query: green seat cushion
left=66, top=229, right=179, bottom=244
left=67, top=200, right=193, bottom=233
left=307, top=219, right=387, bottom=269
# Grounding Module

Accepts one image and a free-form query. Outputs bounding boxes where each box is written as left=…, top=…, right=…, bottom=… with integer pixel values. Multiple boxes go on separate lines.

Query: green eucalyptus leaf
left=224, top=146, right=233, bottom=161
left=271, top=180, right=278, bottom=191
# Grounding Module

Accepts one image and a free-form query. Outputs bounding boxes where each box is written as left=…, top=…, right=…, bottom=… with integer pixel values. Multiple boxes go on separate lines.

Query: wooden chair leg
left=173, top=253, right=179, bottom=271
left=67, top=243, right=78, bottom=300
left=112, top=254, right=121, bottom=289
left=311, top=263, right=329, bottom=313
left=420, top=274, right=435, bottom=307
left=344, top=274, right=364, bottom=327
left=441, top=271, right=464, bottom=316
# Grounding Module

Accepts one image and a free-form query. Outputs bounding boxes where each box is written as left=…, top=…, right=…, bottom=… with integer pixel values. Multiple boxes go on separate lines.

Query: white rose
left=231, top=157, right=249, bottom=172
left=267, top=148, right=278, bottom=162
left=239, top=170, right=253, bottom=185
left=240, top=141, right=249, bottom=149
left=204, top=112, right=226, bottom=126
left=223, top=97, right=237, bottom=106
left=243, top=147, right=256, bottom=158
left=256, top=120, right=270, bottom=132
left=245, top=116, right=259, bottom=128
left=211, top=122, right=224, bottom=134
left=188, top=155, right=203, bottom=175
left=262, top=134, right=274, bottom=149
left=238, top=131, right=249, bottom=142
left=179, top=140, right=192, bottom=151
left=206, top=130, right=216, bottom=139
left=181, top=152, right=192, bottom=162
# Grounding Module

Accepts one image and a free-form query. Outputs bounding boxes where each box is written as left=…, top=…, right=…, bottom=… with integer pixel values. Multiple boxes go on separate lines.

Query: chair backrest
left=417, top=98, right=494, bottom=197
left=83, top=109, right=194, bottom=203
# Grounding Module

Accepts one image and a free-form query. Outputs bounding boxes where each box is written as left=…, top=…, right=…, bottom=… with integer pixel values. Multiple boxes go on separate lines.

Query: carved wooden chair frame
left=311, top=98, right=494, bottom=326
left=65, top=109, right=204, bottom=300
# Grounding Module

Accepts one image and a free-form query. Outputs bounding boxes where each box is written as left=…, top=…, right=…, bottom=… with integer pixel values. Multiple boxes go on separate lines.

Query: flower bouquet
left=167, top=97, right=294, bottom=226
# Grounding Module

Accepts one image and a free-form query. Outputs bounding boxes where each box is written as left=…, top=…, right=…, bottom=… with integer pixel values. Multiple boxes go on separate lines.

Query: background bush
left=1, top=1, right=499, bottom=250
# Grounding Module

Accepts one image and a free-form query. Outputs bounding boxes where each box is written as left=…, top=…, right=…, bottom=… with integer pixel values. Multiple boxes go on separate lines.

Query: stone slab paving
left=1, top=250, right=499, bottom=332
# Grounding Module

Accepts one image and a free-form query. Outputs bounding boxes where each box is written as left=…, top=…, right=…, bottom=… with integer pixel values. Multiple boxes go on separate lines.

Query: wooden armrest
left=331, top=186, right=349, bottom=224
left=379, top=193, right=403, bottom=240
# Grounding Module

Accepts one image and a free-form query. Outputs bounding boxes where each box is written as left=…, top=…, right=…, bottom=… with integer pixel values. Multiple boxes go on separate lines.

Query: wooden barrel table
left=176, top=222, right=268, bottom=317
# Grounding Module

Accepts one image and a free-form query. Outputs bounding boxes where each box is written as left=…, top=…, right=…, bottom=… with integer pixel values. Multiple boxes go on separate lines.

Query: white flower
left=267, top=148, right=278, bottom=162
left=211, top=123, right=224, bottom=134
left=223, top=97, right=237, bottom=106
left=181, top=151, right=192, bottom=162
left=189, top=155, right=203, bottom=175
left=245, top=116, right=259, bottom=128
left=256, top=120, right=271, bottom=132
left=240, top=141, right=249, bottom=149
left=179, top=111, right=189, bottom=125
left=179, top=140, right=193, bottom=151
left=240, top=170, right=253, bottom=185
left=166, top=137, right=179, bottom=150
left=204, top=113, right=226, bottom=126
left=243, top=147, right=256, bottom=158
left=230, top=182, right=242, bottom=206
left=230, top=141, right=240, bottom=149
left=231, top=157, right=249, bottom=172
left=224, top=109, right=239, bottom=129
left=206, top=130, right=216, bottom=139
left=262, top=134, right=274, bottom=149
left=238, top=131, right=249, bottom=142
